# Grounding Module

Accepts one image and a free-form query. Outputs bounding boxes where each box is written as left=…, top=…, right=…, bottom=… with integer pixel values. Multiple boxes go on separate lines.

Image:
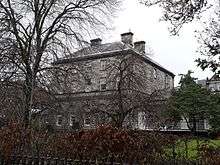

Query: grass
left=165, top=138, right=220, bottom=160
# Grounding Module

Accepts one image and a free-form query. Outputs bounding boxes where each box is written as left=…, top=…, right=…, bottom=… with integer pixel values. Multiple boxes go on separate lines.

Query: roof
left=197, top=79, right=207, bottom=87
left=54, top=41, right=175, bottom=77
left=71, top=42, right=130, bottom=56
left=208, top=74, right=220, bottom=82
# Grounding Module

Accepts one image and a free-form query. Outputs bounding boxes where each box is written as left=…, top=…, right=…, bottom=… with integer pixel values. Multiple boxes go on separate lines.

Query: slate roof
left=73, top=42, right=128, bottom=56
left=54, top=41, right=175, bottom=77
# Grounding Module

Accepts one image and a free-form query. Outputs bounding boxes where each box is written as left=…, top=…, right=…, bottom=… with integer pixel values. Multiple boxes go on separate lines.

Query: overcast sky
left=101, top=0, right=213, bottom=86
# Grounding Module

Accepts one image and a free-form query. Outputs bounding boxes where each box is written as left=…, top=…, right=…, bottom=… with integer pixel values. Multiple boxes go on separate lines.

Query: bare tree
left=196, top=7, right=220, bottom=72
left=140, top=0, right=208, bottom=35
left=85, top=50, right=169, bottom=128
left=141, top=0, right=220, bottom=72
left=0, top=0, right=120, bottom=127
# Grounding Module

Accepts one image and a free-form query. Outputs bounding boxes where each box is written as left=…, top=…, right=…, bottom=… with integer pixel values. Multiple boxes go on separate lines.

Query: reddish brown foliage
left=0, top=123, right=31, bottom=157
left=45, top=125, right=167, bottom=162
left=0, top=124, right=168, bottom=162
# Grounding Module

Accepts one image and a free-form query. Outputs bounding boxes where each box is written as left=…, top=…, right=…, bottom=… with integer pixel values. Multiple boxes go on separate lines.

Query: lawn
left=165, top=138, right=220, bottom=159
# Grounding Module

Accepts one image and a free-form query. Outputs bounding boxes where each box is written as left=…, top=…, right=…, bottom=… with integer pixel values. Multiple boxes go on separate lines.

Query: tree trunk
left=23, top=73, right=33, bottom=128
left=114, top=75, right=125, bottom=128
left=192, top=116, right=197, bottom=136
left=184, top=138, right=188, bottom=159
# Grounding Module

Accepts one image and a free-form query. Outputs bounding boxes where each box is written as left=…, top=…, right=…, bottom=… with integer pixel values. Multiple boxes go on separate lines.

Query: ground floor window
left=69, top=115, right=76, bottom=126
left=69, top=115, right=80, bottom=129
left=56, top=115, right=62, bottom=126
left=84, top=115, right=91, bottom=126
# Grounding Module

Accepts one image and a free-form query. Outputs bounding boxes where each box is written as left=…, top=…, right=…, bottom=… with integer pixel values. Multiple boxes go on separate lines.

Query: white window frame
left=69, top=115, right=76, bottom=126
left=138, top=112, right=146, bottom=130
left=84, top=116, right=91, bottom=127
left=218, top=85, right=220, bottom=91
left=56, top=115, right=62, bottom=126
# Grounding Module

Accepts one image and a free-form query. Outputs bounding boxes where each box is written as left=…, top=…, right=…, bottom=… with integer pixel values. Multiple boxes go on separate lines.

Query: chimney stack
left=121, top=32, right=134, bottom=46
left=134, top=41, right=145, bottom=54
left=90, top=38, right=102, bottom=46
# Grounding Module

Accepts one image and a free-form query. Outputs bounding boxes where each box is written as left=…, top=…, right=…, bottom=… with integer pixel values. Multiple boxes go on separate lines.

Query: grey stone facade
left=45, top=32, right=175, bottom=130
left=198, top=74, right=220, bottom=92
left=206, top=74, right=220, bottom=92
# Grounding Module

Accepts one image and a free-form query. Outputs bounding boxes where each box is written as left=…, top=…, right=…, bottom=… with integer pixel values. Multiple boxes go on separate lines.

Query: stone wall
left=47, top=52, right=174, bottom=130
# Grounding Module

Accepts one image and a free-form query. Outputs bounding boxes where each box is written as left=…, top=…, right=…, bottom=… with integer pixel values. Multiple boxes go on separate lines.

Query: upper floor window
left=165, top=74, right=169, bottom=88
left=100, top=60, right=107, bottom=71
left=56, top=115, right=62, bottom=126
left=85, top=77, right=92, bottom=85
left=85, top=64, right=92, bottom=74
left=100, top=77, right=107, bottom=90
left=153, top=68, right=157, bottom=79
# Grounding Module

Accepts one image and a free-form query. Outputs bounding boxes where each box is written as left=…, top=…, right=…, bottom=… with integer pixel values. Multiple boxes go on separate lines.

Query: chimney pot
left=90, top=38, right=102, bottom=46
left=121, top=32, right=134, bottom=46
left=134, top=41, right=146, bottom=54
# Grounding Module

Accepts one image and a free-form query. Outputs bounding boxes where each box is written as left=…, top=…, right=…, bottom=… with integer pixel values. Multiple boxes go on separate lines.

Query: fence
left=0, top=155, right=203, bottom=165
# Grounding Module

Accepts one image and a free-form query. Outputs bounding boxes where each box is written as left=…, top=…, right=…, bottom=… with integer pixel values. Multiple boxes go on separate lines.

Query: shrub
left=199, top=144, right=220, bottom=165
left=0, top=124, right=168, bottom=163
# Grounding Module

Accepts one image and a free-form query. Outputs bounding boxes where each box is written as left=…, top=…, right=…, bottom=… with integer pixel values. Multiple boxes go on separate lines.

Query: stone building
left=198, top=74, right=220, bottom=92
left=44, top=32, right=175, bottom=130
